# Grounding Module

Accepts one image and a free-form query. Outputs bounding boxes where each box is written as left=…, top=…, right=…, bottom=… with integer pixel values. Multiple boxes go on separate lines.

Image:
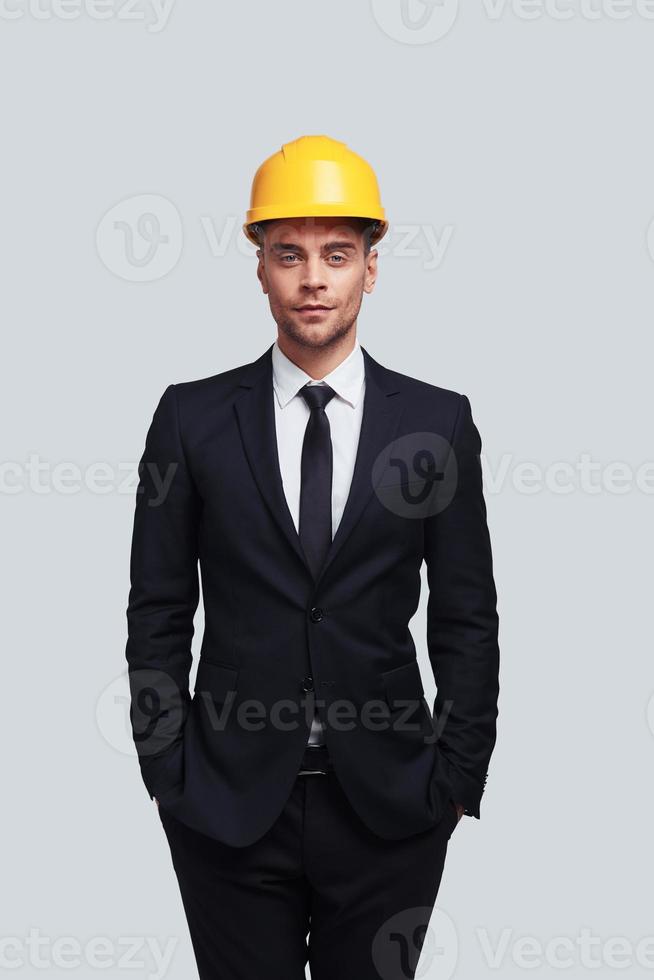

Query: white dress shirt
left=271, top=338, right=365, bottom=746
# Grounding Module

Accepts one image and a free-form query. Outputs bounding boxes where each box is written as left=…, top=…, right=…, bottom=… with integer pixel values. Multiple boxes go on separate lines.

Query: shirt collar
left=272, top=338, right=365, bottom=409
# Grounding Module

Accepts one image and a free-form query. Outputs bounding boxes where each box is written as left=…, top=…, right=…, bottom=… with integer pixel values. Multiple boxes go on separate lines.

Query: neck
left=276, top=330, right=357, bottom=380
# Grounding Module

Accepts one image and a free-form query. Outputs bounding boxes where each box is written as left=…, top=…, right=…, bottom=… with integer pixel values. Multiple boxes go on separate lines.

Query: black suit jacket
left=125, top=343, right=500, bottom=846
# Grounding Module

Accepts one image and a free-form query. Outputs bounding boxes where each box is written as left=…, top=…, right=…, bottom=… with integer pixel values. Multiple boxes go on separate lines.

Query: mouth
left=294, top=305, right=333, bottom=312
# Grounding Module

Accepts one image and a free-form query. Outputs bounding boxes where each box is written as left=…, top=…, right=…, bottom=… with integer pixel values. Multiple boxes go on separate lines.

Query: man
left=125, top=134, right=500, bottom=980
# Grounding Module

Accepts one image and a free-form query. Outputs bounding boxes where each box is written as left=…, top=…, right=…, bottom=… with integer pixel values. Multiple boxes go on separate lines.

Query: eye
left=329, top=254, right=346, bottom=264
left=280, top=254, right=300, bottom=263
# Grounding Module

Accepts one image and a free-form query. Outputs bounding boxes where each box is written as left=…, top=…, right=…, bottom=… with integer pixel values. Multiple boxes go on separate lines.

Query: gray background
left=2, top=1, right=652, bottom=977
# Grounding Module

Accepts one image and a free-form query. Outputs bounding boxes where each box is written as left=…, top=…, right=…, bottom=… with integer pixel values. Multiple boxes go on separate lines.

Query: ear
left=256, top=253, right=269, bottom=294
left=363, top=249, right=378, bottom=295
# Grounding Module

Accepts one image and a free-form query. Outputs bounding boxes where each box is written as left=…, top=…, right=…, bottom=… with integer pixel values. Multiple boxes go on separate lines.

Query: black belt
left=298, top=743, right=332, bottom=775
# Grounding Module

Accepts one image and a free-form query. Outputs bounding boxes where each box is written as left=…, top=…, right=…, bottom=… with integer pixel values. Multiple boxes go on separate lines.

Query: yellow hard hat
left=243, top=135, right=388, bottom=248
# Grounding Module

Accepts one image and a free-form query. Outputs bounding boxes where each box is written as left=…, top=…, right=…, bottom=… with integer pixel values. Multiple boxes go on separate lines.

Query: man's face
left=256, top=216, right=378, bottom=351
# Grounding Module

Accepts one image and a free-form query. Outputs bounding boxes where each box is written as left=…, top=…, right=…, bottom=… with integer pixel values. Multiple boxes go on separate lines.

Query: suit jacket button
left=301, top=676, right=314, bottom=692
left=309, top=606, right=323, bottom=622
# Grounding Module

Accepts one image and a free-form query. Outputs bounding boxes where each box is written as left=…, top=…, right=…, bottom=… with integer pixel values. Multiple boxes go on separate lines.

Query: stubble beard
left=276, top=295, right=363, bottom=353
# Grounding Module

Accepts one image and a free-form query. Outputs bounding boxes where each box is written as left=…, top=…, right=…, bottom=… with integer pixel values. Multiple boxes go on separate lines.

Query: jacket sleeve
left=124, top=383, right=201, bottom=799
left=424, top=393, right=500, bottom=818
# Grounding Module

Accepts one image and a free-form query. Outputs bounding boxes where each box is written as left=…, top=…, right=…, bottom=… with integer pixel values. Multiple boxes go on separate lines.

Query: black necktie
left=299, top=383, right=336, bottom=580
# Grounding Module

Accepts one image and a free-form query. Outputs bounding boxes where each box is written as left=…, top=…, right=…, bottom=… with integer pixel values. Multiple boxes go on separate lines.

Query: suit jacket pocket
left=139, top=737, right=185, bottom=801
left=194, top=659, right=239, bottom=704
left=381, top=659, right=432, bottom=734
left=381, top=659, right=424, bottom=709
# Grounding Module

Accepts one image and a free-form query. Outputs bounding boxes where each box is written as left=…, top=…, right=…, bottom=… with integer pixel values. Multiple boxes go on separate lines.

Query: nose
left=300, top=255, right=328, bottom=292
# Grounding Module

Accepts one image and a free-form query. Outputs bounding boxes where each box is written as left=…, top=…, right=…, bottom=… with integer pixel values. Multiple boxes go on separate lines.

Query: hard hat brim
left=243, top=208, right=388, bottom=247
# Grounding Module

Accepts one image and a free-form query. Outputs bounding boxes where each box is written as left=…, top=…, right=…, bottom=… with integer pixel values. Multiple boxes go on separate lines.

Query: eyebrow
left=270, top=240, right=358, bottom=254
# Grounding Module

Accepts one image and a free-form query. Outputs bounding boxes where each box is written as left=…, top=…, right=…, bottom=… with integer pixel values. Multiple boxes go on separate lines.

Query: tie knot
left=300, top=383, right=336, bottom=413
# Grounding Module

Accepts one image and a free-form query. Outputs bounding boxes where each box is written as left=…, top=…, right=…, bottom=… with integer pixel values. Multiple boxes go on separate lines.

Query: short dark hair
left=251, top=217, right=379, bottom=256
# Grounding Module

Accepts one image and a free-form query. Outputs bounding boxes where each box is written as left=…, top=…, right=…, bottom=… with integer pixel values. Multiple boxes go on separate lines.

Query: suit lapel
left=233, top=343, right=405, bottom=586
left=315, top=347, right=404, bottom=587
left=234, top=345, right=309, bottom=575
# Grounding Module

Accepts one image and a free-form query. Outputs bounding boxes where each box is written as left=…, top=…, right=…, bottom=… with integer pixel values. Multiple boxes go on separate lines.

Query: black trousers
left=157, top=756, right=459, bottom=980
